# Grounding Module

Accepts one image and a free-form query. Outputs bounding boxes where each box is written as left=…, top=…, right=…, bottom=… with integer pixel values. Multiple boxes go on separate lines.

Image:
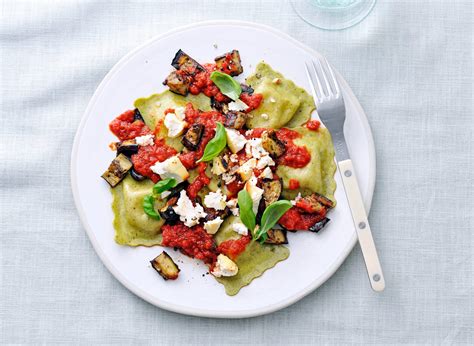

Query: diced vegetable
left=308, top=217, right=330, bottom=233
left=210, top=97, right=229, bottom=113
left=262, top=130, right=286, bottom=158
left=130, top=168, right=146, bottom=181
left=171, top=49, right=204, bottom=74
left=214, top=50, right=243, bottom=76
left=101, top=153, right=133, bottom=187
left=133, top=108, right=144, bottom=122
left=211, top=155, right=229, bottom=176
left=150, top=251, right=180, bottom=280
left=163, top=71, right=191, bottom=96
left=262, top=179, right=282, bottom=207
left=240, top=83, right=254, bottom=95
left=167, top=182, right=189, bottom=199
left=116, top=139, right=139, bottom=157
left=159, top=196, right=179, bottom=224
left=181, top=124, right=204, bottom=150
left=312, top=193, right=335, bottom=209
left=264, top=229, right=288, bottom=245
left=224, top=111, right=247, bottom=129
left=296, top=193, right=329, bottom=214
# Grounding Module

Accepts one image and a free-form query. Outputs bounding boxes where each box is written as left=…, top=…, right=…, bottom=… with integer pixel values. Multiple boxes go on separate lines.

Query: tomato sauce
left=240, top=92, right=263, bottom=112
left=131, top=139, right=177, bottom=182
left=109, top=109, right=152, bottom=141
left=225, top=179, right=245, bottom=197
left=276, top=128, right=311, bottom=168
left=245, top=127, right=266, bottom=139
left=288, top=179, right=300, bottom=190
left=186, top=162, right=211, bottom=199
left=278, top=207, right=327, bottom=231
left=217, top=235, right=251, bottom=260
left=161, top=224, right=217, bottom=264
left=188, top=64, right=228, bottom=102
left=306, top=120, right=321, bottom=131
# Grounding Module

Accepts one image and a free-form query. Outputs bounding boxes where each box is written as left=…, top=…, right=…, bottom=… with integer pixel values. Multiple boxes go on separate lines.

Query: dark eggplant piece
left=262, top=130, right=286, bottom=158
left=159, top=196, right=179, bottom=224
left=214, top=50, right=243, bottom=76
left=313, top=193, right=335, bottom=209
left=210, top=97, right=229, bottom=113
left=181, top=124, right=204, bottom=150
left=224, top=111, right=247, bottom=129
left=240, top=83, right=254, bottom=95
left=101, top=153, right=133, bottom=187
left=167, top=182, right=189, bottom=199
left=297, top=194, right=329, bottom=214
left=211, top=154, right=229, bottom=176
left=262, top=179, right=282, bottom=207
left=264, top=229, right=288, bottom=245
left=150, top=251, right=180, bottom=280
left=163, top=70, right=191, bottom=96
left=130, top=168, right=146, bottom=181
left=308, top=217, right=330, bottom=233
left=133, top=108, right=144, bottom=122
left=171, top=49, right=204, bottom=74
left=116, top=139, right=139, bottom=158
left=204, top=207, right=230, bottom=222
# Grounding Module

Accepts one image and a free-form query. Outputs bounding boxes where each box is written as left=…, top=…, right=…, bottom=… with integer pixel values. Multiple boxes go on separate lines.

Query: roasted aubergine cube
left=240, top=83, right=254, bottom=95
left=262, top=130, right=286, bottom=158
left=312, top=193, right=335, bottom=209
left=264, top=229, right=288, bottom=245
left=262, top=179, right=282, bottom=207
left=101, top=153, right=133, bottom=187
left=133, top=108, right=144, bottom=122
left=210, top=97, right=229, bottom=113
left=308, top=217, right=330, bottom=233
left=224, top=111, right=247, bottom=129
left=214, top=50, right=243, bottom=76
left=150, top=251, right=180, bottom=280
left=181, top=124, right=204, bottom=150
left=171, top=49, right=204, bottom=75
left=116, top=139, right=139, bottom=158
left=159, top=196, right=180, bottom=224
left=163, top=70, right=191, bottom=96
left=211, top=154, right=229, bottom=176
left=296, top=193, right=332, bottom=214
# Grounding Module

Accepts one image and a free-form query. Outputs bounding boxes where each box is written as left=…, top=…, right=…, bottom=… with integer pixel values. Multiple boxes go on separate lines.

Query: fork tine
left=323, top=57, right=340, bottom=96
left=304, top=62, right=320, bottom=104
left=314, top=58, right=332, bottom=97
left=310, top=60, right=325, bottom=99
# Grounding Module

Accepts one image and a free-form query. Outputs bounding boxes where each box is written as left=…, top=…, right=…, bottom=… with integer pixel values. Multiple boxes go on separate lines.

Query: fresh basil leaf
left=210, top=71, right=242, bottom=100
left=197, top=122, right=227, bottom=162
left=256, top=200, right=292, bottom=241
left=143, top=194, right=160, bottom=220
left=238, top=189, right=255, bottom=233
left=153, top=178, right=177, bottom=196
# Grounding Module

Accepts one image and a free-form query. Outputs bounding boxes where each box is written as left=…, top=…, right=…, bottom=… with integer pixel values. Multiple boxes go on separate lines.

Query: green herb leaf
left=210, top=71, right=242, bottom=100
left=197, top=122, right=227, bottom=162
left=255, top=200, right=292, bottom=241
left=143, top=194, right=160, bottom=220
left=238, top=189, right=256, bottom=233
left=153, top=178, right=177, bottom=196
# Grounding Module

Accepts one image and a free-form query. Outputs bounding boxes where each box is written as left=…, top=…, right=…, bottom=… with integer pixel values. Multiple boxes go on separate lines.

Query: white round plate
left=71, top=21, right=375, bottom=318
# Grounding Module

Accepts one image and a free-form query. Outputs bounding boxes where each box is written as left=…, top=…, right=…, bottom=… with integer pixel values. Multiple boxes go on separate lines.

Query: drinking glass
left=291, top=0, right=377, bottom=30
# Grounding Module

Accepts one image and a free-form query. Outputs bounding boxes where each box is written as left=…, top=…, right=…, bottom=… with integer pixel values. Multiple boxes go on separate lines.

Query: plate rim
left=70, top=20, right=376, bottom=318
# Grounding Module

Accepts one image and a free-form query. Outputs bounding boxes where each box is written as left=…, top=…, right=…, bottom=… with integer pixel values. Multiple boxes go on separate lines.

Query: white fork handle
left=338, top=159, right=385, bottom=292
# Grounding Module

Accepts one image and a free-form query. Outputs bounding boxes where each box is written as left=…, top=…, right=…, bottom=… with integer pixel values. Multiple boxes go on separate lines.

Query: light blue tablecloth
left=1, top=1, right=472, bottom=344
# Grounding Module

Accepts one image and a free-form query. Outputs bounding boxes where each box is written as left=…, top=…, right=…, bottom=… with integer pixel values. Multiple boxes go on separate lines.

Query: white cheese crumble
left=204, top=217, right=223, bottom=235
left=164, top=113, right=187, bottom=138
left=173, top=190, right=207, bottom=227
left=256, top=155, right=275, bottom=170
left=211, top=254, right=238, bottom=277
left=245, top=138, right=269, bottom=159
left=259, top=167, right=273, bottom=180
left=232, top=221, right=248, bottom=236
left=204, top=189, right=227, bottom=210
left=222, top=172, right=236, bottom=184
left=226, top=198, right=239, bottom=216
left=226, top=128, right=247, bottom=153
left=228, top=99, right=249, bottom=112
left=229, top=154, right=239, bottom=163
left=135, top=134, right=154, bottom=146
left=150, top=156, right=189, bottom=183
left=174, top=107, right=186, bottom=120
left=245, top=176, right=264, bottom=215
left=237, top=158, right=257, bottom=181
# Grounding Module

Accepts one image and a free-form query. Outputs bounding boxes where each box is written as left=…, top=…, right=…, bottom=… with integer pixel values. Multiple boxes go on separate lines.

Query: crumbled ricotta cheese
left=173, top=190, right=207, bottom=227
left=211, top=254, right=238, bottom=277
left=245, top=176, right=264, bottom=214
left=150, top=156, right=189, bottom=183
left=226, top=128, right=247, bottom=153
left=222, top=172, right=236, bottom=184
left=237, top=158, right=257, bottom=181
left=226, top=199, right=239, bottom=216
left=135, top=134, right=155, bottom=146
left=228, top=99, right=249, bottom=112
left=232, top=221, right=248, bottom=236
left=256, top=155, right=275, bottom=170
left=164, top=113, right=187, bottom=138
left=204, top=217, right=223, bottom=235
left=204, top=189, right=227, bottom=210
left=229, top=154, right=239, bottom=163
left=259, top=166, right=273, bottom=180
left=174, top=107, right=186, bottom=120
left=245, top=138, right=269, bottom=159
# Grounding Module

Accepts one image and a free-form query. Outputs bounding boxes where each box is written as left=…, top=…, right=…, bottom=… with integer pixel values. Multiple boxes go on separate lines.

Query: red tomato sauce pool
left=131, top=139, right=177, bottom=182
left=278, top=207, right=327, bottom=231
left=306, top=120, right=321, bottom=131
left=217, top=235, right=251, bottom=260
left=188, top=63, right=228, bottom=102
left=276, top=128, right=311, bottom=168
left=240, top=92, right=263, bottom=112
left=109, top=109, right=152, bottom=141
left=161, top=224, right=217, bottom=264
left=186, top=162, right=211, bottom=199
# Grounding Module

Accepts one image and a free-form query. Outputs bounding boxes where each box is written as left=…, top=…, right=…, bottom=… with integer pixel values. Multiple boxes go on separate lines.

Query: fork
left=305, top=58, right=385, bottom=292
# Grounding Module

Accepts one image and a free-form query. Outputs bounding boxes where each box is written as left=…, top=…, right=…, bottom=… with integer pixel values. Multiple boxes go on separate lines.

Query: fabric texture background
left=1, top=0, right=472, bottom=344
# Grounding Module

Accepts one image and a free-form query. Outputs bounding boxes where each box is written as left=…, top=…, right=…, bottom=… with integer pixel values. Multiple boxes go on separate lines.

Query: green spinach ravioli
left=102, top=49, right=336, bottom=295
